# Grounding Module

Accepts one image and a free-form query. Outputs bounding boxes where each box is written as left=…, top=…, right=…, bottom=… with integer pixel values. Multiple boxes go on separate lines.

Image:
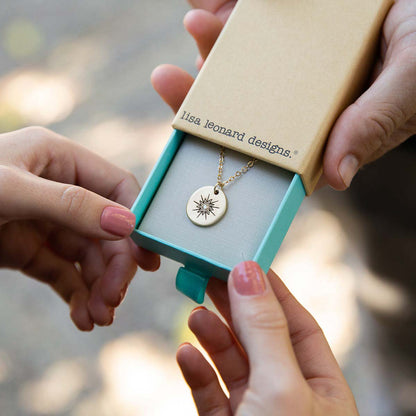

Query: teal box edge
left=130, top=129, right=305, bottom=303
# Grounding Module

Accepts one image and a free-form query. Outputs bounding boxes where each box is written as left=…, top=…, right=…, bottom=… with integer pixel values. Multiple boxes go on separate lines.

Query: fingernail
left=118, top=284, right=128, bottom=305
left=101, top=207, right=136, bottom=237
left=338, top=155, right=359, bottom=188
left=231, top=261, right=266, bottom=296
left=107, top=309, right=115, bottom=326
left=191, top=306, right=207, bottom=314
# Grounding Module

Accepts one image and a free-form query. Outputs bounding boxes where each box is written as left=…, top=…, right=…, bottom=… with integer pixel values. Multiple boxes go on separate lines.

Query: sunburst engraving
left=193, top=194, right=219, bottom=220
left=187, top=186, right=227, bottom=227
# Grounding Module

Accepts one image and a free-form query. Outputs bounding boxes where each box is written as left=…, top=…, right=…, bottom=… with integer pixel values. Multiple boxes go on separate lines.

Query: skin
left=176, top=262, right=359, bottom=415
left=150, top=1, right=416, bottom=413
left=154, top=0, right=416, bottom=190
left=0, top=127, right=160, bottom=331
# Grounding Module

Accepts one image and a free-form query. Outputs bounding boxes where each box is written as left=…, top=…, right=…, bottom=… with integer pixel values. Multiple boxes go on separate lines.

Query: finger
left=196, top=54, right=204, bottom=71
left=188, top=1, right=237, bottom=24
left=87, top=286, right=114, bottom=327
left=0, top=166, right=136, bottom=240
left=47, top=228, right=92, bottom=263
left=184, top=10, right=223, bottom=61
left=100, top=239, right=137, bottom=306
left=177, top=343, right=231, bottom=416
left=48, top=217, right=160, bottom=276
left=206, top=277, right=232, bottom=325
left=228, top=261, right=306, bottom=389
left=189, top=307, right=248, bottom=410
left=22, top=244, right=93, bottom=331
left=128, top=238, right=160, bottom=272
left=0, top=220, right=49, bottom=269
left=266, top=269, right=350, bottom=392
left=47, top=228, right=106, bottom=288
left=324, top=58, right=416, bottom=190
left=151, top=65, right=195, bottom=113
left=188, top=0, right=229, bottom=12
left=88, top=240, right=137, bottom=325
left=5, top=126, right=141, bottom=209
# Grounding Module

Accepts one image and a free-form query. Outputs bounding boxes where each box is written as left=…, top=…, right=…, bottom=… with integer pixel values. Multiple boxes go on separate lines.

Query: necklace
left=186, top=147, right=256, bottom=226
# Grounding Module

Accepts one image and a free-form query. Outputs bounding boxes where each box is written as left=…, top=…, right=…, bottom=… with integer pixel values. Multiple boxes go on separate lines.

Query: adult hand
left=154, top=0, right=416, bottom=190
left=0, top=127, right=159, bottom=331
left=177, top=262, right=358, bottom=415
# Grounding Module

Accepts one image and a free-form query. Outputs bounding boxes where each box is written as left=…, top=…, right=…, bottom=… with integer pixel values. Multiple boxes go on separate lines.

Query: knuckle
left=365, top=104, right=405, bottom=148
left=0, top=165, right=17, bottom=196
left=239, top=390, right=267, bottom=413
left=110, top=172, right=141, bottom=204
left=246, top=306, right=288, bottom=333
left=61, top=185, right=89, bottom=216
left=126, top=170, right=140, bottom=189
left=0, top=165, right=15, bottom=186
left=348, top=101, right=406, bottom=160
left=25, top=126, right=52, bottom=141
left=23, top=126, right=58, bottom=149
left=369, top=104, right=402, bottom=136
left=243, top=382, right=308, bottom=413
left=268, top=381, right=309, bottom=410
left=290, top=323, right=324, bottom=349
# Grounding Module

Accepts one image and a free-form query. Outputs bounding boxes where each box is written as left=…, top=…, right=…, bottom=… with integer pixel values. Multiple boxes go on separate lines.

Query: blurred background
left=0, top=1, right=414, bottom=415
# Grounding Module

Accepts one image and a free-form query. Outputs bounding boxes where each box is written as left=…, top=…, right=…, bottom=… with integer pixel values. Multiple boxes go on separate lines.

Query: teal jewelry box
left=130, top=0, right=391, bottom=303
left=130, top=129, right=305, bottom=303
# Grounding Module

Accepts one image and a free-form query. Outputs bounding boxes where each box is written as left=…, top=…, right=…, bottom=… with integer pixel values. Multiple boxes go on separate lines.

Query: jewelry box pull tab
left=175, top=267, right=211, bottom=304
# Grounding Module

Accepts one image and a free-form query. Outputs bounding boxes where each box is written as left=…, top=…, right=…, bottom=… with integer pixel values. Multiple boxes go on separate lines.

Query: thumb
left=324, top=61, right=416, bottom=190
left=227, top=261, right=304, bottom=390
left=0, top=166, right=136, bottom=239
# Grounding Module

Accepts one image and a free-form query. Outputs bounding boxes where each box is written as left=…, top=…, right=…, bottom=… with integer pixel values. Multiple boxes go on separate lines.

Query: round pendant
left=186, top=186, right=227, bottom=227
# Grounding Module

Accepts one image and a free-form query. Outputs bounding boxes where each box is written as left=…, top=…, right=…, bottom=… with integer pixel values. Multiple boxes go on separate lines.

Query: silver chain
left=216, top=146, right=256, bottom=191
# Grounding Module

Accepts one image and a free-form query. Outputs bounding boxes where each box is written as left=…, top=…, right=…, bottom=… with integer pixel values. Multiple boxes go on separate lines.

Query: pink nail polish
left=179, top=342, right=192, bottom=349
left=101, top=207, right=136, bottom=237
left=191, top=306, right=207, bottom=314
left=231, top=261, right=266, bottom=296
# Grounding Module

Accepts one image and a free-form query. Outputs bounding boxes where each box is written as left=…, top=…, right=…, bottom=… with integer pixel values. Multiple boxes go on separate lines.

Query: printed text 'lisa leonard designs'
left=180, top=111, right=293, bottom=158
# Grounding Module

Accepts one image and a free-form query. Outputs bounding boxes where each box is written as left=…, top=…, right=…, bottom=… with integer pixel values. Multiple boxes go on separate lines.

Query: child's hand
left=155, top=0, right=416, bottom=190
left=177, top=262, right=358, bottom=416
left=0, top=127, right=159, bottom=331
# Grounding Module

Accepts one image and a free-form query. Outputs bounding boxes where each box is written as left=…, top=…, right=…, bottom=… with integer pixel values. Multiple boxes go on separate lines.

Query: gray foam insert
left=139, top=134, right=293, bottom=268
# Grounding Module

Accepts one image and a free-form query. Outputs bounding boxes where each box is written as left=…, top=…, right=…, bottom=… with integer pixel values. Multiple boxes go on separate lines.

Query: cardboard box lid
left=173, top=0, right=393, bottom=194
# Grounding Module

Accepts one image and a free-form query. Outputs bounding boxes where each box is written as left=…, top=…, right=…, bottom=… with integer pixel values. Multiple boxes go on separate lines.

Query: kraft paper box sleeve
left=173, top=0, right=393, bottom=195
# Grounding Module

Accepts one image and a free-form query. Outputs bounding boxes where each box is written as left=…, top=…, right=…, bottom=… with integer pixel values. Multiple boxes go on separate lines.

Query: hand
left=177, top=262, right=358, bottom=415
left=154, top=0, right=416, bottom=190
left=0, top=127, right=159, bottom=331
